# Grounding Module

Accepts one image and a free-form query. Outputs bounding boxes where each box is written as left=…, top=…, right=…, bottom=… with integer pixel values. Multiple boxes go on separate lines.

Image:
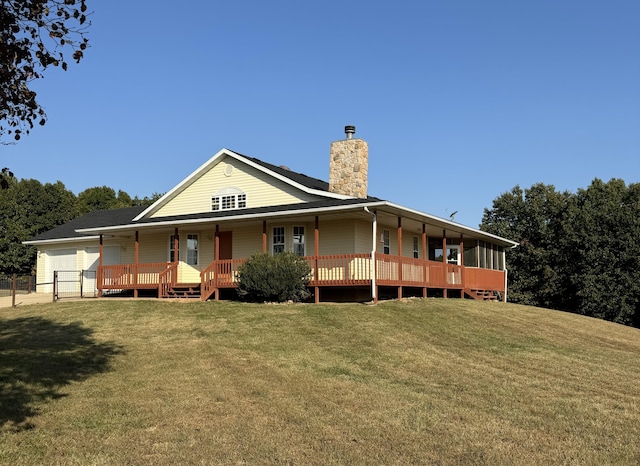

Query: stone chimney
left=329, top=125, right=368, bottom=198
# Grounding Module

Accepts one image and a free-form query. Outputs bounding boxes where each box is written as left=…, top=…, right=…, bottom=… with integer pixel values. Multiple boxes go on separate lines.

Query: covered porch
left=98, top=253, right=507, bottom=302
left=93, top=205, right=511, bottom=303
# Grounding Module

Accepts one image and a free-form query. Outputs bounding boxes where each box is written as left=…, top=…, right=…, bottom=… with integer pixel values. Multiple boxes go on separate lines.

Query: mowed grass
left=1, top=298, right=639, bottom=465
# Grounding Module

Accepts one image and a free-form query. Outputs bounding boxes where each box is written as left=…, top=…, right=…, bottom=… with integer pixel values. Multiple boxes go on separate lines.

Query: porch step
left=465, top=288, right=499, bottom=301
left=165, top=283, right=201, bottom=299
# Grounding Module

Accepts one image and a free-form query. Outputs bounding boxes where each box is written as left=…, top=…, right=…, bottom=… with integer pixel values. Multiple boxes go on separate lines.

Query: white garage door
left=44, top=248, right=77, bottom=293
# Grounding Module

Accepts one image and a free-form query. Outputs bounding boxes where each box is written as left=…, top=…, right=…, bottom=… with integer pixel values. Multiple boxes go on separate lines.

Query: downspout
left=364, top=207, right=377, bottom=301
left=504, top=268, right=508, bottom=303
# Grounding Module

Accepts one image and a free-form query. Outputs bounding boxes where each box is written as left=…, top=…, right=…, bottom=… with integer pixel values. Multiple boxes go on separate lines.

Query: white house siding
left=317, top=220, right=358, bottom=256
left=354, top=220, right=374, bottom=254
left=138, top=233, right=170, bottom=264
left=151, top=156, right=322, bottom=218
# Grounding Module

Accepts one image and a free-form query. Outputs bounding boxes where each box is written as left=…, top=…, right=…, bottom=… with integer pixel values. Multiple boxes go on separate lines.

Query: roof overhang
left=77, top=201, right=518, bottom=248
left=23, top=236, right=102, bottom=246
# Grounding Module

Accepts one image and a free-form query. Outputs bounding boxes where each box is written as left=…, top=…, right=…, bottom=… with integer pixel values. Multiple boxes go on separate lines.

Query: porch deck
left=98, top=253, right=507, bottom=303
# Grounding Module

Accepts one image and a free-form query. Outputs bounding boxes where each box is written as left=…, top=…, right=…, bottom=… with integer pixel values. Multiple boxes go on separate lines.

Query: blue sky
left=4, top=0, right=639, bottom=228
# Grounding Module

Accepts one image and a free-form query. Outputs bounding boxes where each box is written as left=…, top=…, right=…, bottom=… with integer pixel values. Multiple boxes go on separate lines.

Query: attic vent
left=279, top=165, right=291, bottom=171
left=224, top=164, right=234, bottom=177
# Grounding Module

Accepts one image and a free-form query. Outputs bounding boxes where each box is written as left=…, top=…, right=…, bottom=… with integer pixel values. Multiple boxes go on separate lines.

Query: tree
left=1, top=0, right=90, bottom=143
left=76, top=186, right=119, bottom=215
left=564, top=179, right=640, bottom=326
left=481, top=183, right=570, bottom=308
left=0, top=177, right=76, bottom=274
left=482, top=179, right=640, bottom=327
left=1, top=167, right=14, bottom=189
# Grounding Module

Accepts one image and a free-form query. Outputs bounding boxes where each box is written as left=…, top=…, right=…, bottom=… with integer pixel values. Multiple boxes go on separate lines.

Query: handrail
left=200, top=259, right=245, bottom=300
left=158, top=263, right=178, bottom=298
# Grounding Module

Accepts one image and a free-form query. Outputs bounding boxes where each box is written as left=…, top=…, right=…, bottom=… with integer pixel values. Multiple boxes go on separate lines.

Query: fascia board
left=382, top=201, right=519, bottom=248
left=22, top=236, right=101, bottom=246
left=132, top=148, right=231, bottom=221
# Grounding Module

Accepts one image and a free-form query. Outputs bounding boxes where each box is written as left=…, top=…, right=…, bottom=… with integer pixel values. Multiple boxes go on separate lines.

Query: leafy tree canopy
left=482, top=178, right=640, bottom=327
left=0, top=176, right=159, bottom=274
left=0, top=0, right=90, bottom=143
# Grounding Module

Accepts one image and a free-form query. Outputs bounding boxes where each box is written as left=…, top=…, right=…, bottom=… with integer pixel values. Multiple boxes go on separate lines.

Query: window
left=187, top=234, right=198, bottom=265
left=272, top=226, right=285, bottom=254
left=464, top=240, right=478, bottom=267
left=383, top=229, right=390, bottom=255
left=237, top=194, right=247, bottom=208
left=211, top=187, right=247, bottom=211
left=293, top=226, right=305, bottom=256
left=169, top=234, right=178, bottom=262
left=413, top=236, right=419, bottom=259
left=221, top=195, right=235, bottom=210
left=446, top=245, right=460, bottom=265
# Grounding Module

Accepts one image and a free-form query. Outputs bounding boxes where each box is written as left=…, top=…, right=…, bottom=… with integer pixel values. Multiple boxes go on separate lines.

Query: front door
left=218, top=231, right=232, bottom=260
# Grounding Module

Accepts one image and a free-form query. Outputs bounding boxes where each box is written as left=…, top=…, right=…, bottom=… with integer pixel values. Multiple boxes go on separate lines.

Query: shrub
left=236, top=252, right=311, bottom=302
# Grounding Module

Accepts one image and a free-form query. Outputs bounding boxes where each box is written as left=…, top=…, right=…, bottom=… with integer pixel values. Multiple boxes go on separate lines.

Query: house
left=26, top=126, right=518, bottom=303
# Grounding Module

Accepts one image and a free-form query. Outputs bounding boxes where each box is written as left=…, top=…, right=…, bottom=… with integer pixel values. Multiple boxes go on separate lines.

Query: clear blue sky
left=4, top=0, right=639, bottom=228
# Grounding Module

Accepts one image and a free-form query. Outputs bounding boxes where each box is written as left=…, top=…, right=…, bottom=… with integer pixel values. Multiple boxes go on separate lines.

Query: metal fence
left=1, top=270, right=99, bottom=306
left=0, top=274, right=36, bottom=298
left=53, top=270, right=98, bottom=300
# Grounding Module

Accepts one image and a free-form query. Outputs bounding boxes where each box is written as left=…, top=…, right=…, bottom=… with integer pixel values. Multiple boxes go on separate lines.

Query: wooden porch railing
left=99, top=262, right=174, bottom=290
left=200, top=259, right=244, bottom=301
left=375, top=254, right=463, bottom=288
left=158, top=262, right=178, bottom=298
left=99, top=254, right=506, bottom=300
left=304, top=253, right=371, bottom=286
left=464, top=267, right=505, bottom=291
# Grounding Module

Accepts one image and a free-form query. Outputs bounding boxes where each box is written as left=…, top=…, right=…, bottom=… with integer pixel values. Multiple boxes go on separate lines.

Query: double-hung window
left=169, top=234, right=178, bottom=262
left=293, top=226, right=305, bottom=256
left=413, top=236, right=419, bottom=259
left=272, top=227, right=285, bottom=254
left=187, top=234, right=198, bottom=265
left=382, top=229, right=390, bottom=255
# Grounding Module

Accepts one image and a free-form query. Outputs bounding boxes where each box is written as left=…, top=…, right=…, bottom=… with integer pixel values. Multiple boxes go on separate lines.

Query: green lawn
left=1, top=298, right=639, bottom=465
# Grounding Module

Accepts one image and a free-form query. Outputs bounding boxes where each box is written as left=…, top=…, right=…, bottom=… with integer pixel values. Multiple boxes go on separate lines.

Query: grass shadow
left=0, top=316, right=125, bottom=432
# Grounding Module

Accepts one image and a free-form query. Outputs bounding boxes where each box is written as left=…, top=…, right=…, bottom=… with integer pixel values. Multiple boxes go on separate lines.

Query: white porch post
left=364, top=207, right=377, bottom=302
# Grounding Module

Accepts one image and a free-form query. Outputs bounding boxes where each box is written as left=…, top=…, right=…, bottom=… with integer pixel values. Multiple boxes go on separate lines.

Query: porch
left=97, top=253, right=507, bottom=303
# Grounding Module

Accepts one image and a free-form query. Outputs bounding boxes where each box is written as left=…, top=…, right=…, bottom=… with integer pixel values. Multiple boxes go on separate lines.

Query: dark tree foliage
left=0, top=0, right=90, bottom=142
left=0, top=176, right=158, bottom=274
left=566, top=179, right=640, bottom=326
left=1, top=167, right=14, bottom=189
left=0, top=177, right=76, bottom=273
left=482, top=179, right=640, bottom=327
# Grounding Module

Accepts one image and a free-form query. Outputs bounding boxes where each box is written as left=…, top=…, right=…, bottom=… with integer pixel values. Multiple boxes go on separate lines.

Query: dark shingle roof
left=29, top=151, right=383, bottom=241
left=29, top=206, right=147, bottom=241
left=238, top=153, right=330, bottom=191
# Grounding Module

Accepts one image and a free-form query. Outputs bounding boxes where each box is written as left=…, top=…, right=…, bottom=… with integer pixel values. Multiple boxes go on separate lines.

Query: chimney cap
left=344, top=125, right=356, bottom=139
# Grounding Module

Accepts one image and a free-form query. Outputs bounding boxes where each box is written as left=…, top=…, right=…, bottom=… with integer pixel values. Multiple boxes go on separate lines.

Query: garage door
left=44, top=248, right=77, bottom=293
